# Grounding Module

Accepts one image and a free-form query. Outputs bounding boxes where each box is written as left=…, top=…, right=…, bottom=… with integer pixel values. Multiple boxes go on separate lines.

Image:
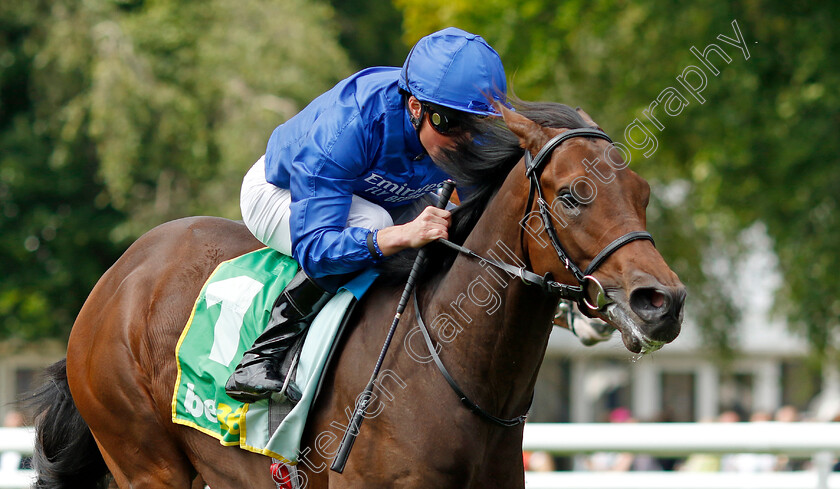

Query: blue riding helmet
left=398, top=27, right=507, bottom=116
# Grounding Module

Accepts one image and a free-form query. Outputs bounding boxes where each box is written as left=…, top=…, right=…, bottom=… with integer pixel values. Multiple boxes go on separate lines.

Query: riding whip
left=330, top=179, right=456, bottom=473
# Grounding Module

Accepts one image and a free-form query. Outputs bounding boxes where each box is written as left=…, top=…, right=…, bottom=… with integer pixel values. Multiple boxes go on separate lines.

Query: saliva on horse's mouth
left=603, top=303, right=667, bottom=355
left=620, top=330, right=665, bottom=355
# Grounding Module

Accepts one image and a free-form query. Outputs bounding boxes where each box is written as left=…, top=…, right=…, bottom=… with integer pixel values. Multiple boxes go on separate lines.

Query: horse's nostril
left=650, top=291, right=665, bottom=309
left=630, top=287, right=669, bottom=321
left=629, top=286, right=684, bottom=344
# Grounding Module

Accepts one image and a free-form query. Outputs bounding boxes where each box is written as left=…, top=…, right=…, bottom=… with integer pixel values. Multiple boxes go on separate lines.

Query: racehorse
left=29, top=103, right=684, bottom=489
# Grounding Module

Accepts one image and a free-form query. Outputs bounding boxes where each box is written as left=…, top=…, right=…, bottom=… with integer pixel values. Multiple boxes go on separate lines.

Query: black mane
left=377, top=100, right=590, bottom=284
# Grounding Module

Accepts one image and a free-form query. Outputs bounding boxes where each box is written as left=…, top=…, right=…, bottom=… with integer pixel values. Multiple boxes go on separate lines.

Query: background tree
left=0, top=0, right=352, bottom=340
left=395, top=0, right=840, bottom=358
left=2, top=0, right=838, bottom=361
left=329, top=0, right=406, bottom=68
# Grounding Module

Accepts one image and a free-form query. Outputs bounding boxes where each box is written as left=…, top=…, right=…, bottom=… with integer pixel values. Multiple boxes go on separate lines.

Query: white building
left=533, top=313, right=839, bottom=424
left=0, top=340, right=65, bottom=422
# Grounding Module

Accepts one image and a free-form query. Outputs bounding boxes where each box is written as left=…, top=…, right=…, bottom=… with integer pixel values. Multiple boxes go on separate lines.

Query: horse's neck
left=424, top=163, right=556, bottom=418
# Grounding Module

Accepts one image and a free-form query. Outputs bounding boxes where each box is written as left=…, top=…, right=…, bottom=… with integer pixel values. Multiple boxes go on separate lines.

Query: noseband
left=440, top=127, right=654, bottom=312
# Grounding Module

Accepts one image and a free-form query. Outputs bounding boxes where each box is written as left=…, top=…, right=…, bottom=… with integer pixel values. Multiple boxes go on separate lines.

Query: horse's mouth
left=621, top=330, right=666, bottom=355
left=603, top=303, right=670, bottom=355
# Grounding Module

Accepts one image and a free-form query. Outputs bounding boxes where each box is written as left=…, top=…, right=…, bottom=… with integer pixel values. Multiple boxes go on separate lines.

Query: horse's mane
left=377, top=100, right=590, bottom=284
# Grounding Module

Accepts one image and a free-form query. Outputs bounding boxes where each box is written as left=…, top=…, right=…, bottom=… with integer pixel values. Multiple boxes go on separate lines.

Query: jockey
left=226, top=27, right=508, bottom=403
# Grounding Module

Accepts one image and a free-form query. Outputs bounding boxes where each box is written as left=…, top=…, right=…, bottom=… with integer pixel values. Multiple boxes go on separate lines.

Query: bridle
left=521, top=127, right=655, bottom=310
left=439, top=127, right=655, bottom=313
left=421, top=127, right=656, bottom=427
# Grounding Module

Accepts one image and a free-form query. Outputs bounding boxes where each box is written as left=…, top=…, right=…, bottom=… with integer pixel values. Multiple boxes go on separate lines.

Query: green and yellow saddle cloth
left=171, top=247, right=376, bottom=464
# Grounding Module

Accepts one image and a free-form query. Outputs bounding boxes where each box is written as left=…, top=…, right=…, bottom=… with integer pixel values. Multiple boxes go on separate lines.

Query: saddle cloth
left=171, top=247, right=376, bottom=463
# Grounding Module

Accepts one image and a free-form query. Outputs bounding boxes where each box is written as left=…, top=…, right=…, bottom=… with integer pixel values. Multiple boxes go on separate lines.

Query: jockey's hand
left=375, top=206, right=451, bottom=256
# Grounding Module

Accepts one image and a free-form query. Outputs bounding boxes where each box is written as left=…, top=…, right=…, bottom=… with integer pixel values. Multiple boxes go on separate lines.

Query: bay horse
left=29, top=103, right=684, bottom=489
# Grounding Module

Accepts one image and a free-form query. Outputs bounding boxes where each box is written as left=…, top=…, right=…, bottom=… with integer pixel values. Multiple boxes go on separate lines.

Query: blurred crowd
left=524, top=405, right=840, bottom=473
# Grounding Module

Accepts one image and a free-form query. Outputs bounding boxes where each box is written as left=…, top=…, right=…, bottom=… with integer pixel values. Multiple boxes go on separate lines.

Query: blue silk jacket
left=263, top=67, right=450, bottom=278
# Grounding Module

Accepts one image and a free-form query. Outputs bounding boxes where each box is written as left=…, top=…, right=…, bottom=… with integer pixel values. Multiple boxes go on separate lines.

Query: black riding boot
left=225, top=270, right=333, bottom=403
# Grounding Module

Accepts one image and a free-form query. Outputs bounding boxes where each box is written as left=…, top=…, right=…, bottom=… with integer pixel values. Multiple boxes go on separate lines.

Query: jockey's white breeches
left=240, top=156, right=395, bottom=255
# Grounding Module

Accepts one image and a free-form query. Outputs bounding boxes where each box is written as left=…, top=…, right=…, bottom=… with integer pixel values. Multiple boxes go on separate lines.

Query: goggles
left=422, top=103, right=467, bottom=136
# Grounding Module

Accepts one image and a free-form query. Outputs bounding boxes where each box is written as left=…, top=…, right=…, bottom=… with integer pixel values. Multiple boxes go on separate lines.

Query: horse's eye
left=557, top=190, right=580, bottom=209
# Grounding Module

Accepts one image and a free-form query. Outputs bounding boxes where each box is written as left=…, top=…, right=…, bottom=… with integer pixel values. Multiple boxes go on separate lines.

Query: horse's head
left=501, top=105, right=685, bottom=354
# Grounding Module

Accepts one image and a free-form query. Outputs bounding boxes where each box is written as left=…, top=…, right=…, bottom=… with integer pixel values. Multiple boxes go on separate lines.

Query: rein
left=412, top=291, right=530, bottom=427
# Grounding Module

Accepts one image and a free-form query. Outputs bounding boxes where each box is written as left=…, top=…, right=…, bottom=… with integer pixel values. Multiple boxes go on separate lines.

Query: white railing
left=0, top=427, right=35, bottom=489
left=4, top=424, right=840, bottom=489
left=523, top=422, right=840, bottom=489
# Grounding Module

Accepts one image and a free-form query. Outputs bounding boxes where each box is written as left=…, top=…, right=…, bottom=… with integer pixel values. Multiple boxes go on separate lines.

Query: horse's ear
left=497, top=103, right=547, bottom=153
left=576, top=107, right=603, bottom=130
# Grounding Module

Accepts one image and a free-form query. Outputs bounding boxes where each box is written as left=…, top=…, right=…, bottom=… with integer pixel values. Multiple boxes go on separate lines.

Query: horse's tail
left=27, top=359, right=111, bottom=489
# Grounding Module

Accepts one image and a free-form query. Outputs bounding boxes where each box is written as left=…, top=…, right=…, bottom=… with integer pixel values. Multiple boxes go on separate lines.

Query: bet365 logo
left=184, top=382, right=244, bottom=434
